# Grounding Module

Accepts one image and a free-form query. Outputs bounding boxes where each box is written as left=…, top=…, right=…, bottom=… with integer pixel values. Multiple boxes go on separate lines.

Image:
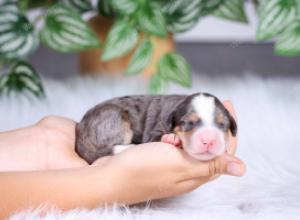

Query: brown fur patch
left=123, top=121, right=133, bottom=144
left=174, top=125, right=195, bottom=149
left=122, top=112, right=133, bottom=144
left=187, top=113, right=201, bottom=123
left=216, top=113, right=225, bottom=125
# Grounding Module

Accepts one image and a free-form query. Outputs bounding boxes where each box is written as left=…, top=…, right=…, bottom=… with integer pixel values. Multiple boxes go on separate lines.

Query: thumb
left=188, top=154, right=246, bottom=178
left=207, top=155, right=245, bottom=176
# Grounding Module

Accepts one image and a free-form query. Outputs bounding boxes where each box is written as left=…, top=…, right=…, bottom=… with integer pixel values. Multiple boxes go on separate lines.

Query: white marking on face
left=191, top=94, right=215, bottom=127
left=183, top=94, right=227, bottom=161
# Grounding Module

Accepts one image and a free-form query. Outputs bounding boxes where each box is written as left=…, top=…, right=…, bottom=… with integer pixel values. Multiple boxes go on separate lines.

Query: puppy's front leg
left=161, top=134, right=182, bottom=147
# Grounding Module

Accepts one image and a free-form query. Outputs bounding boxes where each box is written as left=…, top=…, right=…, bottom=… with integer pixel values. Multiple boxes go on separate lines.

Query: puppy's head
left=173, top=93, right=237, bottom=161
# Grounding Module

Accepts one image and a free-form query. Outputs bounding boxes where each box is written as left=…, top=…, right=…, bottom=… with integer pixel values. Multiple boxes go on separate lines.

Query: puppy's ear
left=160, top=109, right=176, bottom=133
left=174, top=95, right=192, bottom=124
left=229, top=114, right=237, bottom=137
left=161, top=95, right=193, bottom=132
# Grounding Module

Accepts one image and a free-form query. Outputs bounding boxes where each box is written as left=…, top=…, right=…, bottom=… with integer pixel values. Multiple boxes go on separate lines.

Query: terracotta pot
left=79, top=16, right=175, bottom=78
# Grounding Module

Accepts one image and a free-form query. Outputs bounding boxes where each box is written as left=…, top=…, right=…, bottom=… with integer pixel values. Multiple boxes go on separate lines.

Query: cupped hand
left=89, top=100, right=245, bottom=204
left=92, top=141, right=245, bottom=204
left=33, top=100, right=244, bottom=204
left=36, top=116, right=89, bottom=169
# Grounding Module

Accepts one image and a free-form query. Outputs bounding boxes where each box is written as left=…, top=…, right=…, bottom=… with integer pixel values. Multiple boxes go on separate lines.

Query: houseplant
left=0, top=0, right=299, bottom=97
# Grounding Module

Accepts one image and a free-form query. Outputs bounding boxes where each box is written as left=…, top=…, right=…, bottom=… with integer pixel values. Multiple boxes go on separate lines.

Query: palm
left=38, top=116, right=88, bottom=169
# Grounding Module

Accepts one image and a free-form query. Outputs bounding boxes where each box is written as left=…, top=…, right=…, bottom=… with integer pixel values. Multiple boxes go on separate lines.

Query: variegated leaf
left=149, top=73, right=167, bottom=94
left=0, top=2, right=38, bottom=60
left=40, top=3, right=100, bottom=53
left=199, top=0, right=224, bottom=16
left=257, top=0, right=298, bottom=41
left=275, top=20, right=300, bottom=56
left=98, top=0, right=114, bottom=17
left=0, top=61, right=44, bottom=97
left=102, top=20, right=138, bottom=61
left=65, top=0, right=93, bottom=13
left=18, top=0, right=57, bottom=10
left=213, top=0, right=248, bottom=23
left=162, top=0, right=202, bottom=33
left=110, top=0, right=138, bottom=15
left=126, top=39, right=153, bottom=75
left=0, top=1, right=19, bottom=13
left=138, top=2, right=167, bottom=37
left=158, top=52, right=191, bottom=87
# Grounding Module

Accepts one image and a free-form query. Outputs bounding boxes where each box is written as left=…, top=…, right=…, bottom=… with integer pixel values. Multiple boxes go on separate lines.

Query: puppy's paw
left=161, top=133, right=182, bottom=147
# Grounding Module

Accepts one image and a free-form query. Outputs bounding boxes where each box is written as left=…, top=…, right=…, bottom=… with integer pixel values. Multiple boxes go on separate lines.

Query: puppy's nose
left=199, top=130, right=217, bottom=151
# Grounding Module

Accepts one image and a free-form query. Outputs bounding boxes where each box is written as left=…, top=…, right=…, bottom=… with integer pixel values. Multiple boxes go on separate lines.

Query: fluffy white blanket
left=1, top=73, right=300, bottom=220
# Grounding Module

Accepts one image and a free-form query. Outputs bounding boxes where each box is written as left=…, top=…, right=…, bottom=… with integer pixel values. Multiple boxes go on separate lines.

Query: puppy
left=75, top=93, right=237, bottom=164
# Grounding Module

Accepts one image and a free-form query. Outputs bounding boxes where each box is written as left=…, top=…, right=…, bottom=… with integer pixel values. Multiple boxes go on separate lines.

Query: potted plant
left=0, top=0, right=299, bottom=98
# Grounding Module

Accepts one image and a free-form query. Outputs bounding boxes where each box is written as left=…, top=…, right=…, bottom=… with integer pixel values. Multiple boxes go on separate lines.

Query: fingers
left=186, top=154, right=246, bottom=179
left=227, top=135, right=237, bottom=155
left=222, top=100, right=237, bottom=121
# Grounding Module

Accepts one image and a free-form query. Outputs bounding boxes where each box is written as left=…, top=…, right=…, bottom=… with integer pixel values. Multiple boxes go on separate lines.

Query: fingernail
left=227, top=162, right=244, bottom=176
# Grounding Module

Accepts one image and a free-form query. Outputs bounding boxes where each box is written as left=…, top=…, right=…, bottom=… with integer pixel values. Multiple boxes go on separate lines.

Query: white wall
left=175, top=1, right=258, bottom=42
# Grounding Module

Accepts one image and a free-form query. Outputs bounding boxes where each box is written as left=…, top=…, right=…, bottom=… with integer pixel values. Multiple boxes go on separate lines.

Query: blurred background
left=27, top=1, right=300, bottom=79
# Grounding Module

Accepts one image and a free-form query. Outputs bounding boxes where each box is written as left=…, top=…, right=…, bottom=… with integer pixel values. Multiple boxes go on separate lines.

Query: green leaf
left=102, top=20, right=138, bottom=61
left=0, top=1, right=19, bottom=13
left=65, top=0, right=93, bottom=13
left=275, top=20, right=300, bottom=56
left=199, top=0, right=224, bottom=16
left=162, top=0, right=203, bottom=33
left=110, top=0, right=138, bottom=15
left=0, top=2, right=38, bottom=60
left=40, top=3, right=101, bottom=53
left=18, top=0, right=58, bottom=11
left=149, top=73, right=167, bottom=94
left=98, top=0, right=115, bottom=17
left=158, top=52, right=191, bottom=87
left=213, top=0, right=248, bottom=23
left=138, top=2, right=167, bottom=37
left=126, top=39, right=153, bottom=76
left=0, top=61, right=44, bottom=97
left=256, top=0, right=298, bottom=41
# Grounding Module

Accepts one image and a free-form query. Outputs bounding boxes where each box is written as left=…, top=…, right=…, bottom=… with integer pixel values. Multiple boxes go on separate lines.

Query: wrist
left=87, top=161, right=143, bottom=206
left=64, top=165, right=115, bottom=208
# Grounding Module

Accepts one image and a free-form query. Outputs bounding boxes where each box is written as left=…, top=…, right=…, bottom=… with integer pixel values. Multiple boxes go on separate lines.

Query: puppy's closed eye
left=180, top=119, right=202, bottom=131
left=217, top=122, right=226, bottom=130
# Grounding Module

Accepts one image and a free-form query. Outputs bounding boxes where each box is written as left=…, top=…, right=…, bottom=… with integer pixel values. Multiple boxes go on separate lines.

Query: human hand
left=24, top=101, right=243, bottom=206
left=92, top=139, right=245, bottom=204
left=36, top=116, right=89, bottom=169
left=0, top=115, right=89, bottom=171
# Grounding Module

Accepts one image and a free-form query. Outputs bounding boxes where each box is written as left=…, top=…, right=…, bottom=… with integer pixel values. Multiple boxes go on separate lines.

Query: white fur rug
left=1, top=73, right=300, bottom=220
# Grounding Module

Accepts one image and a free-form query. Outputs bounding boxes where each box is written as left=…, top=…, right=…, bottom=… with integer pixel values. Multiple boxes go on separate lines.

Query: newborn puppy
left=75, top=93, right=237, bottom=164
